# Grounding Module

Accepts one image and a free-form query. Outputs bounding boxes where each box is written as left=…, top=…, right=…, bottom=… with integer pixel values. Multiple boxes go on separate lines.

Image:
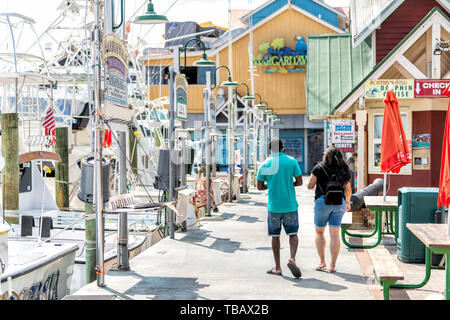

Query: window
left=181, top=66, right=215, bottom=85
left=368, top=110, right=411, bottom=175
left=146, top=66, right=169, bottom=85
left=146, top=66, right=215, bottom=85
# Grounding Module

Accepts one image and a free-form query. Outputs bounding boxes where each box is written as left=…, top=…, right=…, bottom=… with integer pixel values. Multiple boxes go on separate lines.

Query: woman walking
left=307, top=147, right=352, bottom=273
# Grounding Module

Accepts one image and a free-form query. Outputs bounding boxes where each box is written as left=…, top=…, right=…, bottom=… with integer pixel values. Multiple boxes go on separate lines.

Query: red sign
left=414, top=79, right=450, bottom=98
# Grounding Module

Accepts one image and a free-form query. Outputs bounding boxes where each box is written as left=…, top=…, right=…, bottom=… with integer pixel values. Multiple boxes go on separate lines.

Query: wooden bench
left=368, top=248, right=404, bottom=300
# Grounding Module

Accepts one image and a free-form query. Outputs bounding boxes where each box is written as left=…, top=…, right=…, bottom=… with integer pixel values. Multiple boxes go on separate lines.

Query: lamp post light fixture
left=236, top=82, right=255, bottom=100
left=134, top=0, right=168, bottom=24
left=263, top=108, right=273, bottom=115
left=180, top=38, right=216, bottom=70
left=254, top=93, right=266, bottom=109
left=434, top=46, right=442, bottom=55
left=212, top=65, right=239, bottom=88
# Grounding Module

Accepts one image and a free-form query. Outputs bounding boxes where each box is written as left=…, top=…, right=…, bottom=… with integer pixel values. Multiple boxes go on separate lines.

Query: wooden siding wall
left=217, top=9, right=337, bottom=115
left=147, top=55, right=217, bottom=113
left=376, top=0, right=447, bottom=64
left=146, top=8, right=337, bottom=114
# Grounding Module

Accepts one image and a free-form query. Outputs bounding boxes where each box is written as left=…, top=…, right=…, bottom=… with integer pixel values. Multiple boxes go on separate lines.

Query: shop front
left=140, top=0, right=347, bottom=170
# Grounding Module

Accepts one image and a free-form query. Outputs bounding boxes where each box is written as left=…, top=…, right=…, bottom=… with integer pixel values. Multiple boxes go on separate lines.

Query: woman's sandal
left=315, top=265, right=327, bottom=272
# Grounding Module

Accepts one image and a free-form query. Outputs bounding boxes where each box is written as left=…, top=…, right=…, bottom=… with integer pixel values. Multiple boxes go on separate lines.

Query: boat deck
left=68, top=184, right=447, bottom=300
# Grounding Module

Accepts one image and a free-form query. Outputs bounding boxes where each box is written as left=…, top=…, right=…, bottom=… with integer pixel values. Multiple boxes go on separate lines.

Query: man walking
left=257, top=138, right=303, bottom=278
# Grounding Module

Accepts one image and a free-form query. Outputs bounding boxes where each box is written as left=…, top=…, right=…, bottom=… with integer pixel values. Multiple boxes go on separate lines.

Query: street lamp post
left=211, top=66, right=238, bottom=202
left=235, top=83, right=254, bottom=194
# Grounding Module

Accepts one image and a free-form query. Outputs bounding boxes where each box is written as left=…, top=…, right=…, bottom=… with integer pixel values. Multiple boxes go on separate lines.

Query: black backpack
left=317, top=164, right=344, bottom=205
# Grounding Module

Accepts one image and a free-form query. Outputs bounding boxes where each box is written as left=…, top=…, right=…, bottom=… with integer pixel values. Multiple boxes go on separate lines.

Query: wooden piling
left=1, top=113, right=19, bottom=224
left=55, top=127, right=69, bottom=210
left=85, top=202, right=96, bottom=283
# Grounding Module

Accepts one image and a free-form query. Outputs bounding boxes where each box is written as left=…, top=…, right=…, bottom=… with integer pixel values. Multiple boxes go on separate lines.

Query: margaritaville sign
left=253, top=36, right=307, bottom=74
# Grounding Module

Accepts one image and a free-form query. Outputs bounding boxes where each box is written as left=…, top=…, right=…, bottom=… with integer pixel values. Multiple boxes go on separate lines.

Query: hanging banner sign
left=252, top=36, right=307, bottom=74
left=414, top=79, right=450, bottom=98
left=102, top=34, right=132, bottom=127
left=208, top=92, right=217, bottom=127
left=175, top=74, right=188, bottom=121
left=364, top=79, right=414, bottom=99
left=331, top=120, right=355, bottom=144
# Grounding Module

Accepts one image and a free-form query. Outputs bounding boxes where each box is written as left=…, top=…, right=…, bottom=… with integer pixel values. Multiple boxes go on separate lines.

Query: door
left=307, top=131, right=324, bottom=174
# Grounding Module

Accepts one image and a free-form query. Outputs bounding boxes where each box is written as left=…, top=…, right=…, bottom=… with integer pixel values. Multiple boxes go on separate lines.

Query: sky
left=0, top=0, right=350, bottom=52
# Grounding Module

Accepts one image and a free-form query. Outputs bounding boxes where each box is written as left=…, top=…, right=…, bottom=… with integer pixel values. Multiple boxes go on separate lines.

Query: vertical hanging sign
left=208, top=92, right=217, bottom=128
left=102, top=34, right=133, bottom=129
left=175, top=74, right=188, bottom=121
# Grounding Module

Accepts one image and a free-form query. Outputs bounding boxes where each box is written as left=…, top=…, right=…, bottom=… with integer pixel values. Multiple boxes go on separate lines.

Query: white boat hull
left=1, top=240, right=78, bottom=300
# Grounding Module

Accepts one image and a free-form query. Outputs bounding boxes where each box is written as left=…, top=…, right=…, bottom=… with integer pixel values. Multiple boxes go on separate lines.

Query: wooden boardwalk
left=68, top=182, right=446, bottom=300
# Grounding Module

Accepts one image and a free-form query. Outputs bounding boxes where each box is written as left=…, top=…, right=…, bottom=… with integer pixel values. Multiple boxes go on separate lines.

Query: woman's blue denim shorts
left=267, top=211, right=299, bottom=237
left=314, top=196, right=346, bottom=228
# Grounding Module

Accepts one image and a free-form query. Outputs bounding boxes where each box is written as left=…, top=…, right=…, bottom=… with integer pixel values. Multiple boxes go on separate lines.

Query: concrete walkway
left=69, top=181, right=375, bottom=300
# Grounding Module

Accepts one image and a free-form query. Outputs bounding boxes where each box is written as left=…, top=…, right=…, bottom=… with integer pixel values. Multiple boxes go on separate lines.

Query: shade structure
left=380, top=90, right=411, bottom=174
left=438, top=84, right=450, bottom=211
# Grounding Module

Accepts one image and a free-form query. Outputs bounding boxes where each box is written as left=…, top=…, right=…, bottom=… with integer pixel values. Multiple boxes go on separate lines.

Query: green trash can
left=397, top=187, right=439, bottom=263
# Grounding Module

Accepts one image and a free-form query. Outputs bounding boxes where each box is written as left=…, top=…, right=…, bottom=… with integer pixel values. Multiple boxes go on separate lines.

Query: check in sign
left=414, top=79, right=450, bottom=98
left=331, top=120, right=355, bottom=144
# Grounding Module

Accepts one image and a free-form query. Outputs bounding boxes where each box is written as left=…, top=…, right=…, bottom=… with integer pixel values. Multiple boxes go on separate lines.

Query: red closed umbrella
left=438, top=84, right=450, bottom=211
left=381, top=90, right=411, bottom=174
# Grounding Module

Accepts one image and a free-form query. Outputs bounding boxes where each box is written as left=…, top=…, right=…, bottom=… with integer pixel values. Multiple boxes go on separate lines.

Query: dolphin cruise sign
left=253, top=36, right=307, bottom=74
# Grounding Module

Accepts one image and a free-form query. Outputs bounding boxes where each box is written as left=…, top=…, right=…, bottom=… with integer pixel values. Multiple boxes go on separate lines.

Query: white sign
left=331, top=120, right=355, bottom=144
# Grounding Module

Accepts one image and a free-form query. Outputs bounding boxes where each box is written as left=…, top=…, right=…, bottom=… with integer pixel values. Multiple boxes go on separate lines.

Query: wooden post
left=55, top=127, right=69, bottom=210
left=128, top=130, right=137, bottom=175
left=85, top=202, right=96, bottom=283
left=2, top=113, right=19, bottom=224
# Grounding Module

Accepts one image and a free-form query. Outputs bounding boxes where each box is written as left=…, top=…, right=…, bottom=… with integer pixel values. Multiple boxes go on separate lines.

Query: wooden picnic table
left=390, top=223, right=450, bottom=299
left=341, top=196, right=398, bottom=249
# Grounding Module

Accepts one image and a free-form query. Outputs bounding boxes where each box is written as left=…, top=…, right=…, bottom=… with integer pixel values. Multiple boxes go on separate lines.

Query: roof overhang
left=241, top=0, right=346, bottom=23
left=140, top=3, right=344, bottom=63
left=334, top=7, right=450, bottom=117
left=213, top=3, right=344, bottom=55
left=351, top=0, right=405, bottom=48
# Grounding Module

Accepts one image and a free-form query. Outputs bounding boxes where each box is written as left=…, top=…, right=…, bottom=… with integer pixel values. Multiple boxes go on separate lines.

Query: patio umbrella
left=438, top=84, right=450, bottom=235
left=380, top=89, right=411, bottom=199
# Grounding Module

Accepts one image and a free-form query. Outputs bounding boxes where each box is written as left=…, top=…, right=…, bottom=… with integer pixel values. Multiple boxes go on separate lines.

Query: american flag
left=43, top=106, right=56, bottom=145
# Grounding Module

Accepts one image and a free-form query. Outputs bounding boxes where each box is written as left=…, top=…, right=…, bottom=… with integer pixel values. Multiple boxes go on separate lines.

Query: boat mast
left=93, top=0, right=105, bottom=287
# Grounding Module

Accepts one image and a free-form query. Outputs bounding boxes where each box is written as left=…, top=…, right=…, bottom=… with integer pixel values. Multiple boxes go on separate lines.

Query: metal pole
left=254, top=111, right=259, bottom=186
left=169, top=67, right=175, bottom=239
left=243, top=100, right=248, bottom=193
left=204, top=88, right=211, bottom=216
left=228, top=88, right=233, bottom=202
left=112, top=0, right=129, bottom=271
left=117, top=132, right=129, bottom=270
left=93, top=0, right=105, bottom=287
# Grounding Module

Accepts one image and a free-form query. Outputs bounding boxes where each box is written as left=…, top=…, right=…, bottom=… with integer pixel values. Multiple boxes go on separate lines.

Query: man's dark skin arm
left=294, top=175, right=303, bottom=187
left=257, top=180, right=267, bottom=190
